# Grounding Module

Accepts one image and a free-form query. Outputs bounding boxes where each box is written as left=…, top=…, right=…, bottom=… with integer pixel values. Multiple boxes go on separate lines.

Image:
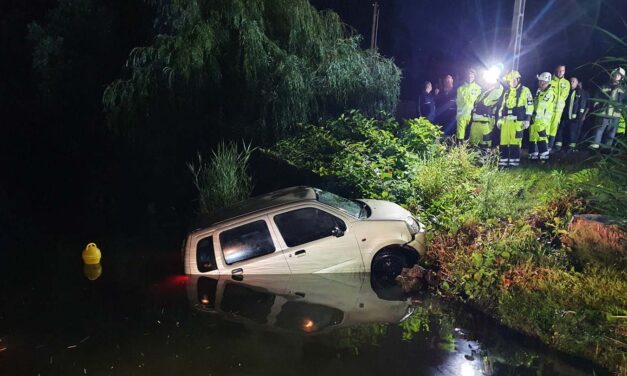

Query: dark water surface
left=0, top=239, right=609, bottom=376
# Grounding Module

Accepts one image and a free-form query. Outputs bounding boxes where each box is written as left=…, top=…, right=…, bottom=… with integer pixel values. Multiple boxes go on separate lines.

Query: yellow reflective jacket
left=499, top=84, right=534, bottom=121
left=456, top=82, right=482, bottom=117
left=472, top=84, right=504, bottom=121
left=533, top=87, right=557, bottom=124
left=550, top=76, right=570, bottom=104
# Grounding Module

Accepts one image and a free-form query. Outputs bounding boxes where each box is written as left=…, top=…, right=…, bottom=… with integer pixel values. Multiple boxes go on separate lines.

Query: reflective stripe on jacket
left=550, top=76, right=570, bottom=104
left=534, top=87, right=557, bottom=124
left=564, top=88, right=588, bottom=120
left=500, top=84, right=534, bottom=122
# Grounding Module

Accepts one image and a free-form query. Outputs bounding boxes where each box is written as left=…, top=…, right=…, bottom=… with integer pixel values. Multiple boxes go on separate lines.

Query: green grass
left=187, top=141, right=254, bottom=215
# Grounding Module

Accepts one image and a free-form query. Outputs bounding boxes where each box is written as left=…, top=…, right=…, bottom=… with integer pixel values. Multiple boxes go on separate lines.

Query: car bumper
left=405, top=230, right=426, bottom=257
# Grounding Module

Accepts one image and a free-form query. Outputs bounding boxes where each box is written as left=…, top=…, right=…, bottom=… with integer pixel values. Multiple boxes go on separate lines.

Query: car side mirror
left=332, top=226, right=344, bottom=238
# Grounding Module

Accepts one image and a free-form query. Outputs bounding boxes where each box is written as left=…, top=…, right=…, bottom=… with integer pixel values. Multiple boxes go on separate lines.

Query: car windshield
left=315, top=189, right=366, bottom=218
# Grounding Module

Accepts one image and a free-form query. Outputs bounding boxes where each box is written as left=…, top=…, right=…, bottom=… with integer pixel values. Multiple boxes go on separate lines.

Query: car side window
left=197, top=236, right=217, bottom=273
left=219, top=220, right=276, bottom=265
left=274, top=208, right=347, bottom=247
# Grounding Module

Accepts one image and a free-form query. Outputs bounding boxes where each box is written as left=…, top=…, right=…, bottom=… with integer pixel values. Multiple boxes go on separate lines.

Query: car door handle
left=231, top=268, right=243, bottom=275
left=294, top=249, right=306, bottom=256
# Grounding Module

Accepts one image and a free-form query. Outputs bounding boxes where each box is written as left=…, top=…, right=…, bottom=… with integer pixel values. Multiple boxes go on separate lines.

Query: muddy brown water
left=0, top=238, right=610, bottom=376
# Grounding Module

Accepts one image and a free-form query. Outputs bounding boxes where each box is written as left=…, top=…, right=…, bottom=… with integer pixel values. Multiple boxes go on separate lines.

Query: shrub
left=266, top=111, right=443, bottom=204
left=187, top=141, right=254, bottom=215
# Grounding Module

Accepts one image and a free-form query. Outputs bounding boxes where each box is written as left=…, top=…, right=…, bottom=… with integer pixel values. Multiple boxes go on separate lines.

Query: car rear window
left=274, top=208, right=346, bottom=247
left=219, top=220, right=276, bottom=265
left=196, top=236, right=217, bottom=272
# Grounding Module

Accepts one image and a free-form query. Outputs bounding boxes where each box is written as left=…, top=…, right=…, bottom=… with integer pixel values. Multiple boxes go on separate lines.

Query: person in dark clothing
left=418, top=81, right=436, bottom=122
left=435, top=74, right=457, bottom=135
left=554, top=77, right=589, bottom=151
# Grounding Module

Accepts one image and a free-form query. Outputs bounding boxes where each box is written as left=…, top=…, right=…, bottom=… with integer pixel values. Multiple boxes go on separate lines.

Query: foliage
left=102, top=0, right=401, bottom=143
left=266, top=111, right=443, bottom=204
left=499, top=265, right=627, bottom=372
left=28, top=0, right=150, bottom=114
left=398, top=306, right=430, bottom=341
left=588, top=140, right=627, bottom=224
left=187, top=141, right=254, bottom=215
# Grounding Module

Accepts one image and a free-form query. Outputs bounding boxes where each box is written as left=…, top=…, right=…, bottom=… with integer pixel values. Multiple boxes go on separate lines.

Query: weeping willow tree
left=103, top=0, right=401, bottom=144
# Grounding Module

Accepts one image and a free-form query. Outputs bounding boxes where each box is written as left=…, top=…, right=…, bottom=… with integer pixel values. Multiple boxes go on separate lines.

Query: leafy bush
left=266, top=111, right=443, bottom=204
left=187, top=141, right=254, bottom=215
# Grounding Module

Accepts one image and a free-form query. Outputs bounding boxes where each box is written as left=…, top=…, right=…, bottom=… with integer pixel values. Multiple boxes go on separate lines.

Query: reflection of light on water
left=302, top=319, right=316, bottom=333
left=201, top=295, right=210, bottom=305
left=460, top=362, right=478, bottom=376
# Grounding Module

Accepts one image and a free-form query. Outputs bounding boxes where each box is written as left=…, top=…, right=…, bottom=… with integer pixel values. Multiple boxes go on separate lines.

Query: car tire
left=372, top=251, right=407, bottom=282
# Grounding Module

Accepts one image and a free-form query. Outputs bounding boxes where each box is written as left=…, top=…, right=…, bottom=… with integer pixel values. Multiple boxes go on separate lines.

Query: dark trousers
left=555, top=119, right=584, bottom=150
left=499, top=145, right=521, bottom=166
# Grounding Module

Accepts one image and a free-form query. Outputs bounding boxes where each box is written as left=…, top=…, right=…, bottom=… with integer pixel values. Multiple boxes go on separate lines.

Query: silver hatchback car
left=182, top=186, right=426, bottom=276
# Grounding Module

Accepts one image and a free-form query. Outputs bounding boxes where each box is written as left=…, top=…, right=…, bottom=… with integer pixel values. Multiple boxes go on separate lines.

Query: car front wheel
left=372, top=252, right=407, bottom=281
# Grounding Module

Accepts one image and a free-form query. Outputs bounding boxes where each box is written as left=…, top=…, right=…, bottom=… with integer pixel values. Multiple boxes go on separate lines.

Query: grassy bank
left=268, top=112, right=626, bottom=373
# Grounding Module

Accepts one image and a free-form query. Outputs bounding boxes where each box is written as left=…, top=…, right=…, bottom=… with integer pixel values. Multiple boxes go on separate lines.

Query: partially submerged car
left=182, top=186, right=426, bottom=276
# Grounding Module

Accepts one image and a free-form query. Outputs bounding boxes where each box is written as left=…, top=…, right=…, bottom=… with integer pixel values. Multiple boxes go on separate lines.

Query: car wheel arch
left=370, top=244, right=419, bottom=272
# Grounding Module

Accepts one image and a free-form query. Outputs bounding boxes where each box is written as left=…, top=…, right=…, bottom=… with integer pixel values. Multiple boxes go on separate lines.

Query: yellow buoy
left=83, top=263, right=103, bottom=281
left=82, top=242, right=102, bottom=265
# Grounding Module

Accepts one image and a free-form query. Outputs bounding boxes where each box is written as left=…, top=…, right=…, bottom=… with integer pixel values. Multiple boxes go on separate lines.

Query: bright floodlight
left=482, top=64, right=502, bottom=84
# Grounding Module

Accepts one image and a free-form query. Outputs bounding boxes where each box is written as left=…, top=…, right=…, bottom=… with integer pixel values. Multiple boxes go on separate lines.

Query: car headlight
left=404, top=216, right=421, bottom=235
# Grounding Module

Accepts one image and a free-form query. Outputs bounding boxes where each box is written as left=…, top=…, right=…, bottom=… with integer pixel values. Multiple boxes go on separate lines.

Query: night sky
left=311, top=0, right=626, bottom=99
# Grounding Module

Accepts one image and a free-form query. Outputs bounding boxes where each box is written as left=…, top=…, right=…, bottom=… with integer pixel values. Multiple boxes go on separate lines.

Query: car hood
left=358, top=199, right=412, bottom=221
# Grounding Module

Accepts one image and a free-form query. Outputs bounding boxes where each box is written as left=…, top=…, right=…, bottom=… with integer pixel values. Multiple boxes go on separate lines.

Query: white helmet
left=536, top=72, right=552, bottom=82
left=611, top=67, right=625, bottom=78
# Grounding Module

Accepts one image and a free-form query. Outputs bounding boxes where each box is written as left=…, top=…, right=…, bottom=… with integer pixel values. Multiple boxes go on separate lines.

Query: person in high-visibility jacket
left=456, top=68, right=482, bottom=140
left=469, top=80, right=504, bottom=152
left=497, top=70, right=534, bottom=167
left=590, top=67, right=626, bottom=150
left=548, top=65, right=570, bottom=151
left=529, top=72, right=556, bottom=160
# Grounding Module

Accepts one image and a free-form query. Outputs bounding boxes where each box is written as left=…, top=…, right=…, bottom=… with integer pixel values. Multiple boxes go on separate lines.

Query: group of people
left=418, top=65, right=626, bottom=167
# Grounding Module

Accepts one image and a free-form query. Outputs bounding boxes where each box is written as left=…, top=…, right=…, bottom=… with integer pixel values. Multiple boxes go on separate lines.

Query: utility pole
left=370, top=2, right=380, bottom=50
left=509, top=0, right=526, bottom=71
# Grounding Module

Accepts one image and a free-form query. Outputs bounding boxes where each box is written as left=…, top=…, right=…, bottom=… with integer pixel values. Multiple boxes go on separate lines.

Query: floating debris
left=79, top=336, right=90, bottom=344
left=0, top=347, right=7, bottom=352
left=67, top=345, right=77, bottom=349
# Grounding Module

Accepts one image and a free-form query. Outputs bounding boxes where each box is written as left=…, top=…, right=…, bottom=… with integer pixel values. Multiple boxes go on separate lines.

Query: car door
left=271, top=206, right=364, bottom=274
left=215, top=216, right=291, bottom=274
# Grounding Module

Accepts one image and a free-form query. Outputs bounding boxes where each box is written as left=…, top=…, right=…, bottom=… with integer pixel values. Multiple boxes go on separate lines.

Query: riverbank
left=268, top=112, right=626, bottom=374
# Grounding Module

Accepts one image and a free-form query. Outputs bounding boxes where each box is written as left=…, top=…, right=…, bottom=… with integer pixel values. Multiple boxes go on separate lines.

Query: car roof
left=191, top=186, right=318, bottom=232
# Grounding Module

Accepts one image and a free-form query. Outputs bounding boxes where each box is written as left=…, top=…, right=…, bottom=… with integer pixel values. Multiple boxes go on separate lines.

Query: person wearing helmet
left=548, top=65, right=571, bottom=152
left=496, top=70, right=534, bottom=167
left=590, top=67, right=626, bottom=150
left=456, top=68, right=482, bottom=140
left=529, top=72, right=556, bottom=160
left=468, top=78, right=504, bottom=160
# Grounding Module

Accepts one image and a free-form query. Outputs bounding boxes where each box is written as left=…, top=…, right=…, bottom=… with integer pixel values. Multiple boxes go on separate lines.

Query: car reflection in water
left=187, top=273, right=413, bottom=335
